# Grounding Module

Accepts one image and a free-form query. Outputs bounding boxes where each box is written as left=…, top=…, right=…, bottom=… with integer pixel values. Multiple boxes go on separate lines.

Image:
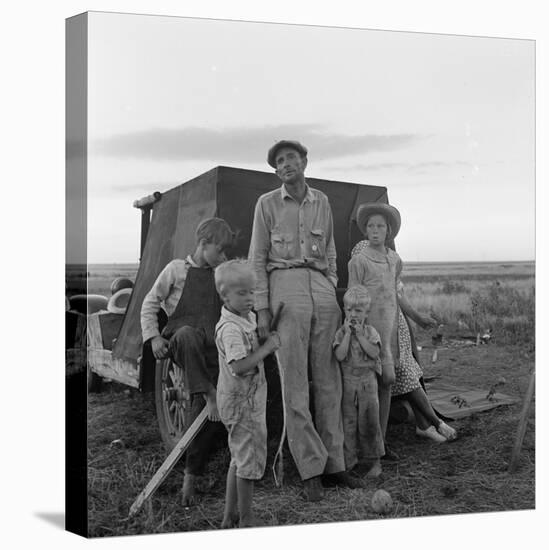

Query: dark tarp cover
left=113, top=166, right=388, bottom=362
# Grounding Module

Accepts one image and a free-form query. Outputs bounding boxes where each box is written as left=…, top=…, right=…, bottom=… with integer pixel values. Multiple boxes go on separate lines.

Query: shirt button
left=312, top=245, right=318, bottom=251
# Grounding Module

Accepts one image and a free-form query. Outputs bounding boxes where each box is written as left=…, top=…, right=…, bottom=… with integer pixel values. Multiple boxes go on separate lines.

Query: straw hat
left=356, top=203, right=401, bottom=238
left=107, top=288, right=132, bottom=314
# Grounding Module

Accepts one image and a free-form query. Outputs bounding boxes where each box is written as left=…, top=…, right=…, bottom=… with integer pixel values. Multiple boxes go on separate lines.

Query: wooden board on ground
left=425, top=381, right=519, bottom=420
left=128, top=406, right=209, bottom=518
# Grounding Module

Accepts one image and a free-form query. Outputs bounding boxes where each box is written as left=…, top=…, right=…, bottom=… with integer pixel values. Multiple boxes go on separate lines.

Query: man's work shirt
left=140, top=255, right=199, bottom=342
left=248, top=183, right=338, bottom=311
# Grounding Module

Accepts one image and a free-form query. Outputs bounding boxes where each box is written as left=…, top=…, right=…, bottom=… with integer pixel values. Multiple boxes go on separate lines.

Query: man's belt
left=271, top=264, right=314, bottom=271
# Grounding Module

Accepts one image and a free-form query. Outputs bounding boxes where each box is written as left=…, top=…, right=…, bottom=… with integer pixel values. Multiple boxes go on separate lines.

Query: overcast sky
left=82, top=12, right=535, bottom=263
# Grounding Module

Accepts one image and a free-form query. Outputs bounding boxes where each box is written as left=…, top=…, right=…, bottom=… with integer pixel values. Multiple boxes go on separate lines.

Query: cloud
left=325, top=162, right=411, bottom=172
left=90, top=124, right=421, bottom=163
left=326, top=160, right=473, bottom=173
left=108, top=181, right=179, bottom=194
left=86, top=180, right=183, bottom=199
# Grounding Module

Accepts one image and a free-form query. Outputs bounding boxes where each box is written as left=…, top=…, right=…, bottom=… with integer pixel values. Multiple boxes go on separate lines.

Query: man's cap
left=267, top=140, right=308, bottom=168
left=356, top=203, right=401, bottom=239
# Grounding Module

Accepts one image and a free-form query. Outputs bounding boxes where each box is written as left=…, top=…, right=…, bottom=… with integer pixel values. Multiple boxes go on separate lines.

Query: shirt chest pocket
left=310, top=228, right=326, bottom=258
left=271, top=232, right=294, bottom=259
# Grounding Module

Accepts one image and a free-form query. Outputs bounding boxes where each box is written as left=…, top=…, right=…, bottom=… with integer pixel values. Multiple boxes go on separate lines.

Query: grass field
left=80, top=261, right=535, bottom=537
left=79, top=260, right=534, bottom=345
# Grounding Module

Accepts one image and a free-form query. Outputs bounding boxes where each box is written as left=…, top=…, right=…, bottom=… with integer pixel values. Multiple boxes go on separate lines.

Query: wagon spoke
left=157, top=357, right=191, bottom=450
left=172, top=410, right=178, bottom=430
left=173, top=368, right=183, bottom=386
left=175, top=407, right=182, bottom=431
left=179, top=409, right=186, bottom=432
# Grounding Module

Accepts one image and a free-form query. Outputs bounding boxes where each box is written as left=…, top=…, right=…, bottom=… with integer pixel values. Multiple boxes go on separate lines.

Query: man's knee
left=170, top=325, right=202, bottom=347
left=173, top=325, right=201, bottom=338
left=168, top=326, right=205, bottom=367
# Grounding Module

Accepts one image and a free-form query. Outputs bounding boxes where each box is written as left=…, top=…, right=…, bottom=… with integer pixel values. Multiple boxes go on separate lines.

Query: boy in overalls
left=333, top=285, right=384, bottom=478
left=141, top=217, right=236, bottom=505
left=214, top=260, right=281, bottom=528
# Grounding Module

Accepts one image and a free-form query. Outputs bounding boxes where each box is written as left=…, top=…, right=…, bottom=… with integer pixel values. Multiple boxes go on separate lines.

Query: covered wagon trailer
left=91, top=165, right=390, bottom=449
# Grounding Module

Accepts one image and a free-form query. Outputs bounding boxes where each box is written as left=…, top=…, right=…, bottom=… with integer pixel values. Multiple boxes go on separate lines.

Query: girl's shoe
left=437, top=421, right=457, bottom=441
left=416, top=425, right=447, bottom=443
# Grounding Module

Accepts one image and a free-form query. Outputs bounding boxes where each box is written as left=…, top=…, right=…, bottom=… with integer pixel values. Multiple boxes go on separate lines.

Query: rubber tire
left=155, top=357, right=191, bottom=451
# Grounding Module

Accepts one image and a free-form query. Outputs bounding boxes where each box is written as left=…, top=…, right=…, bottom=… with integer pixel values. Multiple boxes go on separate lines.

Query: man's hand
left=264, top=331, right=281, bottom=354
left=257, top=308, right=272, bottom=341
left=204, top=389, right=220, bottom=422
left=151, top=335, right=170, bottom=359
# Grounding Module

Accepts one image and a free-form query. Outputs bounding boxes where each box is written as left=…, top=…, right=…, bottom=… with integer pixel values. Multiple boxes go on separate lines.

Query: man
left=248, top=140, right=360, bottom=501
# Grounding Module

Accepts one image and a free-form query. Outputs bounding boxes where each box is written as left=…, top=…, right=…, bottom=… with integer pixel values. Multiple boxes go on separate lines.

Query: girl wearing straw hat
left=348, top=204, right=456, bottom=455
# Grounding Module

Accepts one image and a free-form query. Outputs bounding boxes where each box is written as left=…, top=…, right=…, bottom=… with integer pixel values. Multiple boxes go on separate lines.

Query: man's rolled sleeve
left=248, top=199, right=271, bottom=311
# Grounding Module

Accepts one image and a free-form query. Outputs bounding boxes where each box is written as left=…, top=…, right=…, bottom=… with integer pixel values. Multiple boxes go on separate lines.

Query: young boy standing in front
left=334, top=285, right=385, bottom=478
left=141, top=217, right=235, bottom=505
left=214, top=260, right=280, bottom=528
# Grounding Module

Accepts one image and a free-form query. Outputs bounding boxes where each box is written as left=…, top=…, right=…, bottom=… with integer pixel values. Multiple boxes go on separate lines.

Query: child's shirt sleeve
left=218, top=323, right=249, bottom=376
left=141, top=261, right=177, bottom=342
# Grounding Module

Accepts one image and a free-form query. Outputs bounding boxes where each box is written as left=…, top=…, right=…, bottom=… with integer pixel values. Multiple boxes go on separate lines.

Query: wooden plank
left=128, top=407, right=209, bottom=517
left=508, top=369, right=535, bottom=473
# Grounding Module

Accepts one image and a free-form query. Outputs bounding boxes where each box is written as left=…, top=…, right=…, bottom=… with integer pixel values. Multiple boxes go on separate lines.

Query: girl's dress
left=350, top=240, right=423, bottom=396
left=348, top=240, right=401, bottom=378
left=392, top=309, right=423, bottom=396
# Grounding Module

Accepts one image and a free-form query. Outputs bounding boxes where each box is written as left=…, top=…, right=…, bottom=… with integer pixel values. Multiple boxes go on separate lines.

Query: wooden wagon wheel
left=155, top=357, right=191, bottom=451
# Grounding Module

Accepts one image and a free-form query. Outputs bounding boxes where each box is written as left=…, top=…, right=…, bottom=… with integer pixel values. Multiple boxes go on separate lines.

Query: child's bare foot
left=220, top=514, right=239, bottom=529
left=181, top=473, right=198, bottom=506
left=365, top=459, right=382, bottom=478
left=437, top=421, right=457, bottom=441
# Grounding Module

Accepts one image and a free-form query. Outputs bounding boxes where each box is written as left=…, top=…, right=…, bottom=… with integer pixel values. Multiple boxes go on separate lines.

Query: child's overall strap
left=162, top=266, right=222, bottom=346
